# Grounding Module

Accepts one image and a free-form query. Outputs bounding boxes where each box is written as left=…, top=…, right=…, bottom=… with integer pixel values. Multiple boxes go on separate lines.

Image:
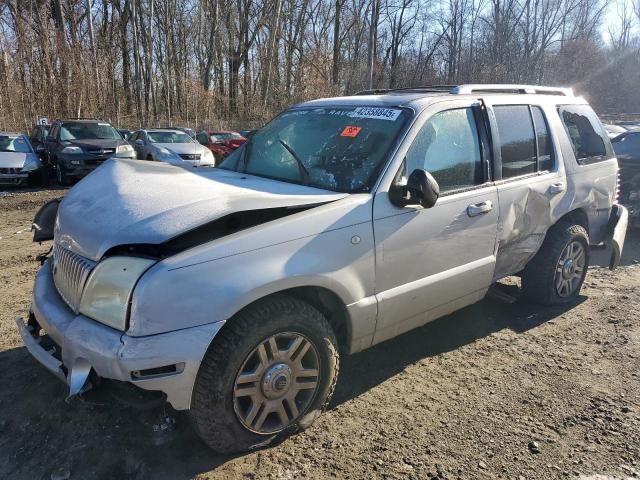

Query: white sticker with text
left=349, top=107, right=402, bottom=121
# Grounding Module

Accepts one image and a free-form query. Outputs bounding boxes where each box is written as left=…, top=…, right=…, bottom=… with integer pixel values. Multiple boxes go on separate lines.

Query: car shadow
left=331, top=290, right=584, bottom=407
left=0, top=290, right=584, bottom=480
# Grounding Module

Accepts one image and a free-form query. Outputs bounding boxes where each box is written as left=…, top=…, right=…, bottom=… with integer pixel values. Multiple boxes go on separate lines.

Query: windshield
left=219, top=106, right=411, bottom=192
left=148, top=131, right=194, bottom=144
left=0, top=135, right=32, bottom=153
left=60, top=122, right=121, bottom=141
left=211, top=132, right=243, bottom=141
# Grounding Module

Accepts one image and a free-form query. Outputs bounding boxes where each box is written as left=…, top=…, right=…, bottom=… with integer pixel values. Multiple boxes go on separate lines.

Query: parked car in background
left=43, top=119, right=136, bottom=186
left=18, top=84, right=628, bottom=454
left=118, top=129, right=133, bottom=140
left=196, top=130, right=246, bottom=164
left=0, top=133, right=45, bottom=187
left=603, top=124, right=627, bottom=139
left=612, top=130, right=640, bottom=222
left=174, top=127, right=196, bottom=139
left=29, top=124, right=50, bottom=153
left=239, top=129, right=256, bottom=138
left=130, top=129, right=215, bottom=167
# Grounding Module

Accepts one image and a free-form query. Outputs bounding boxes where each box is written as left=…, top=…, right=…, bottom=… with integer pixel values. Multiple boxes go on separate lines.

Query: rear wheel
left=522, top=223, right=589, bottom=304
left=190, top=295, right=339, bottom=453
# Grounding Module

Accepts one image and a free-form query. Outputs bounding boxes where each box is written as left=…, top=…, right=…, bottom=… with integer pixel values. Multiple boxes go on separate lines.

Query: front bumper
left=607, top=204, right=629, bottom=270
left=16, top=260, right=225, bottom=410
left=0, top=172, right=28, bottom=185
left=59, top=152, right=136, bottom=177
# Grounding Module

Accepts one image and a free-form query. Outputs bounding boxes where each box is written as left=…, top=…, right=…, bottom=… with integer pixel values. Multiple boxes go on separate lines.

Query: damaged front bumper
left=16, top=260, right=225, bottom=410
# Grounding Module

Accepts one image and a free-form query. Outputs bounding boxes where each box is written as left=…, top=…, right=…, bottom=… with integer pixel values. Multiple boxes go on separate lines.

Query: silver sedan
left=129, top=129, right=215, bottom=167
left=0, top=132, right=44, bottom=186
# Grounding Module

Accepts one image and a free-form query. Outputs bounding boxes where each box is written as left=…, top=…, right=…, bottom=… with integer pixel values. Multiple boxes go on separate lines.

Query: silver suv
left=18, top=84, right=628, bottom=453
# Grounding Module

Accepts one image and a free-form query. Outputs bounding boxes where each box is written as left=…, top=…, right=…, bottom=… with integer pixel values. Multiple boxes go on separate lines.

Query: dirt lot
left=0, top=188, right=639, bottom=480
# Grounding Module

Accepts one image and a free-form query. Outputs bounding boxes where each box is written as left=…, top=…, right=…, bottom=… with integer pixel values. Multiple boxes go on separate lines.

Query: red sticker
left=341, top=126, right=362, bottom=138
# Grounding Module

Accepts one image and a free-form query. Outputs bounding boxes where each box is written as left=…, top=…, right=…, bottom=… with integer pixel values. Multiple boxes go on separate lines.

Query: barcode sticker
left=349, top=107, right=402, bottom=121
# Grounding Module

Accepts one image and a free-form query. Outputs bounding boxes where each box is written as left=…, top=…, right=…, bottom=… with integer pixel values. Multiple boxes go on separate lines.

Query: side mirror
left=389, top=168, right=440, bottom=208
left=135, top=139, right=144, bottom=146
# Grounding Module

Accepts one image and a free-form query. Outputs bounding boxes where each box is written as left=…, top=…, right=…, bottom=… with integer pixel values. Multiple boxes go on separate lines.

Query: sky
left=602, top=0, right=639, bottom=41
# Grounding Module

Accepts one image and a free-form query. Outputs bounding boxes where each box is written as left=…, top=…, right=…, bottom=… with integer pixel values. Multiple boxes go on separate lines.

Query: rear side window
left=531, top=106, right=553, bottom=171
left=558, top=105, right=610, bottom=164
left=494, top=105, right=536, bottom=178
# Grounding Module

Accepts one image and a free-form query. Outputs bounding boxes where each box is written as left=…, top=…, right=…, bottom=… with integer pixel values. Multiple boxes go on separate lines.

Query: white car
left=129, top=128, right=215, bottom=167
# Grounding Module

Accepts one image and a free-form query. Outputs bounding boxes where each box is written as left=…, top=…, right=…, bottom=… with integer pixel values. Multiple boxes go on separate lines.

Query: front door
left=372, top=100, right=499, bottom=344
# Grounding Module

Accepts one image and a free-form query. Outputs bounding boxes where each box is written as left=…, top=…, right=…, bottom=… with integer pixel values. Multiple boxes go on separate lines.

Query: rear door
left=483, top=99, right=566, bottom=279
left=372, top=99, right=500, bottom=344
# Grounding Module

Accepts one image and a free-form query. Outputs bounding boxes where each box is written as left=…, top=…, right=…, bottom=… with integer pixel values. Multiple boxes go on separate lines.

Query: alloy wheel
left=233, top=332, right=320, bottom=434
left=554, top=240, right=586, bottom=297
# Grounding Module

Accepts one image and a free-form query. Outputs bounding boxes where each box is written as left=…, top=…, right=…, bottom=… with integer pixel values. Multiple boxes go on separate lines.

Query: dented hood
left=55, top=159, right=347, bottom=260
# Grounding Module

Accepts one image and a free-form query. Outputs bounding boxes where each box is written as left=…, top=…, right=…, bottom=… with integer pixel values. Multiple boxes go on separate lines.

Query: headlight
left=79, top=256, right=156, bottom=330
left=21, top=154, right=41, bottom=172
left=201, top=148, right=214, bottom=165
left=117, top=144, right=134, bottom=154
left=61, top=146, right=82, bottom=154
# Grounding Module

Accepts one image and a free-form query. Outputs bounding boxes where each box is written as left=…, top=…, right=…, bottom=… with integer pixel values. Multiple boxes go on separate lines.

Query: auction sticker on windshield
left=340, top=126, right=362, bottom=137
left=349, top=107, right=402, bottom=121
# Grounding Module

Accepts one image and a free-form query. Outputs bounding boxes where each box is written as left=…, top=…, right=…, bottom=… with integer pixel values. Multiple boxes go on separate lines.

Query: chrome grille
left=179, top=154, right=200, bottom=160
left=52, top=243, right=96, bottom=313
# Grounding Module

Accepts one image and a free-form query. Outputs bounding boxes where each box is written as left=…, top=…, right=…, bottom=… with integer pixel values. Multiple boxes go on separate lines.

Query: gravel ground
left=0, top=188, right=639, bottom=480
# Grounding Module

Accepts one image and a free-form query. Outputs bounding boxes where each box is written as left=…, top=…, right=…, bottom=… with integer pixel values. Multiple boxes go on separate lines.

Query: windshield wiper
left=279, top=139, right=310, bottom=185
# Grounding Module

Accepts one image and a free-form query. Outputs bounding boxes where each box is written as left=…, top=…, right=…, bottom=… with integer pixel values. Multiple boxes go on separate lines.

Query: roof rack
left=355, top=84, right=573, bottom=97
left=452, top=84, right=573, bottom=96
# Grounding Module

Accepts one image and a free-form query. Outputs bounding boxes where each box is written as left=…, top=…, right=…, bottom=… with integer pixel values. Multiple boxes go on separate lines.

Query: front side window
left=558, top=104, right=609, bottom=164
left=219, top=106, right=411, bottom=193
left=405, top=108, right=483, bottom=192
left=60, top=122, right=121, bottom=141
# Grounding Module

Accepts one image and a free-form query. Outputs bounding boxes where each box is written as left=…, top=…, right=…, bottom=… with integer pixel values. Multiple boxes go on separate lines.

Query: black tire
left=146, top=155, right=154, bottom=161
left=55, top=162, right=72, bottom=187
left=28, top=169, right=45, bottom=188
left=522, top=223, right=589, bottom=305
left=190, top=294, right=339, bottom=454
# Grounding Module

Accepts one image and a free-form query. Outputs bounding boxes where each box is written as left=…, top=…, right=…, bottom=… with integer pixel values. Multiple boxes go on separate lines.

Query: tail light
left=615, top=169, right=621, bottom=203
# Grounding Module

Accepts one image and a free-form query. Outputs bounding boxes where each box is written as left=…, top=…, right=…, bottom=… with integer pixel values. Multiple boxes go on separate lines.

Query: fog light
left=131, top=362, right=185, bottom=380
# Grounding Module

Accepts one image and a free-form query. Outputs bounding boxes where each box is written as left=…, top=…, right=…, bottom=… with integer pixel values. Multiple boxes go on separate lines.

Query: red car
left=196, top=130, right=246, bottom=165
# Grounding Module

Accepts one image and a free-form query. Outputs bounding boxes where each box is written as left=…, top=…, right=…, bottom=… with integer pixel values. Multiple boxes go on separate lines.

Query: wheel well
left=557, top=208, right=589, bottom=233
left=239, top=287, right=350, bottom=353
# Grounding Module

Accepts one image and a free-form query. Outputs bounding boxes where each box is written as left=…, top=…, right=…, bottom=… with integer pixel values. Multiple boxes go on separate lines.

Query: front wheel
left=55, top=162, right=72, bottom=187
left=522, top=223, right=589, bottom=304
left=190, top=295, right=339, bottom=453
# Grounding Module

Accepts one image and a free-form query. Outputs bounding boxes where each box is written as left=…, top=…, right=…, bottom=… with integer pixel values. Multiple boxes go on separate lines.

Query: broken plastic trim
left=104, top=203, right=329, bottom=259
left=32, top=198, right=62, bottom=242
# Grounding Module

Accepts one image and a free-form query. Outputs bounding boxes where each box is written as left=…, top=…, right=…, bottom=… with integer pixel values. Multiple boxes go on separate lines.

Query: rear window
left=558, top=105, right=611, bottom=165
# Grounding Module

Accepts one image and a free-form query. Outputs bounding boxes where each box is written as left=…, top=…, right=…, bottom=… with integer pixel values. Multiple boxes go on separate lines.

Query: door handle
left=467, top=200, right=493, bottom=217
left=548, top=182, right=566, bottom=195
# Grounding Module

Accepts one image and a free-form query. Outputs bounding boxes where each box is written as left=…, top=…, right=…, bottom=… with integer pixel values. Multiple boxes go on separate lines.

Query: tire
left=55, top=162, right=72, bottom=187
left=146, top=155, right=154, bottom=161
left=522, top=223, right=589, bottom=305
left=28, top=169, right=46, bottom=188
left=190, top=294, right=339, bottom=454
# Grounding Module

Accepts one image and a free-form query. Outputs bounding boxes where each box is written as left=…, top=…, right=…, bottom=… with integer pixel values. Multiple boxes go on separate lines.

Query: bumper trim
left=15, top=317, right=66, bottom=382
left=608, top=204, right=628, bottom=270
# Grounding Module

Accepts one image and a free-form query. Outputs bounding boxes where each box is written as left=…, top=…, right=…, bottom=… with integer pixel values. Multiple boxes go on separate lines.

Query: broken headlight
left=79, top=256, right=156, bottom=331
